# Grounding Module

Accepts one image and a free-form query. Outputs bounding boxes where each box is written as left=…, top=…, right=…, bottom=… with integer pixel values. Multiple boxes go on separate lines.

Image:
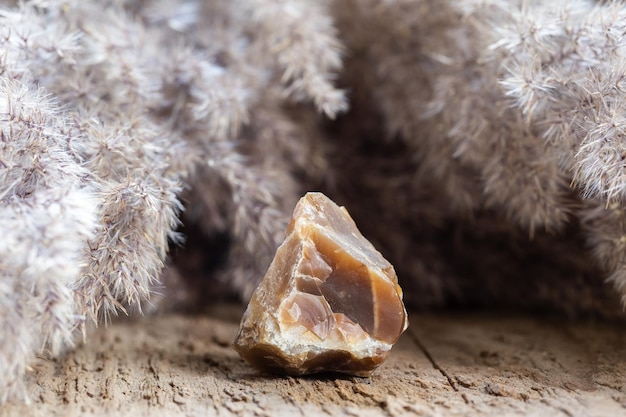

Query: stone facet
left=233, top=192, right=408, bottom=376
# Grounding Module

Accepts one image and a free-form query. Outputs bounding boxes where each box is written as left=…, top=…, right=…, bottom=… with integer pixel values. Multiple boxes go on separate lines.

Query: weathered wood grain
left=2, top=305, right=625, bottom=417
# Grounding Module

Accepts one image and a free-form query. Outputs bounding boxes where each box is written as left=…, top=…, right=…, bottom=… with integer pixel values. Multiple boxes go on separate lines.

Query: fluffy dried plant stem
left=331, top=0, right=626, bottom=311
left=450, top=0, right=626, bottom=298
left=0, top=0, right=347, bottom=402
left=235, top=0, right=348, bottom=118
left=0, top=78, right=98, bottom=402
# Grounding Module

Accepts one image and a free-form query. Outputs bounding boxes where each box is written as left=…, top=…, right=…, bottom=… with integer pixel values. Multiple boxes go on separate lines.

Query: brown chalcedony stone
left=233, top=192, right=408, bottom=376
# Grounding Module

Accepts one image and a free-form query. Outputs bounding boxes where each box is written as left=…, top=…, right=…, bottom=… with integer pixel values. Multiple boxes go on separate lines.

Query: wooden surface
left=2, top=304, right=626, bottom=417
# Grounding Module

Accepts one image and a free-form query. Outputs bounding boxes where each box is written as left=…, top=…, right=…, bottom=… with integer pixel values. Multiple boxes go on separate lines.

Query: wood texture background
left=2, top=303, right=626, bottom=417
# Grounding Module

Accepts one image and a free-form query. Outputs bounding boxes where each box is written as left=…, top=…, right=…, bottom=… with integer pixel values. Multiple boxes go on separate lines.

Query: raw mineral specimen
left=233, top=192, right=408, bottom=376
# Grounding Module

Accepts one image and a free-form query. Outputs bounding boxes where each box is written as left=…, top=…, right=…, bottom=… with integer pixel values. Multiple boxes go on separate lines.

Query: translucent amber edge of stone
left=296, top=216, right=409, bottom=346
left=293, top=196, right=408, bottom=336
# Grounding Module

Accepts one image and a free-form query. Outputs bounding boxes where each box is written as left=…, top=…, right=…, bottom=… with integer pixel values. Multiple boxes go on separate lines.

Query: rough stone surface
left=233, top=192, right=408, bottom=376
